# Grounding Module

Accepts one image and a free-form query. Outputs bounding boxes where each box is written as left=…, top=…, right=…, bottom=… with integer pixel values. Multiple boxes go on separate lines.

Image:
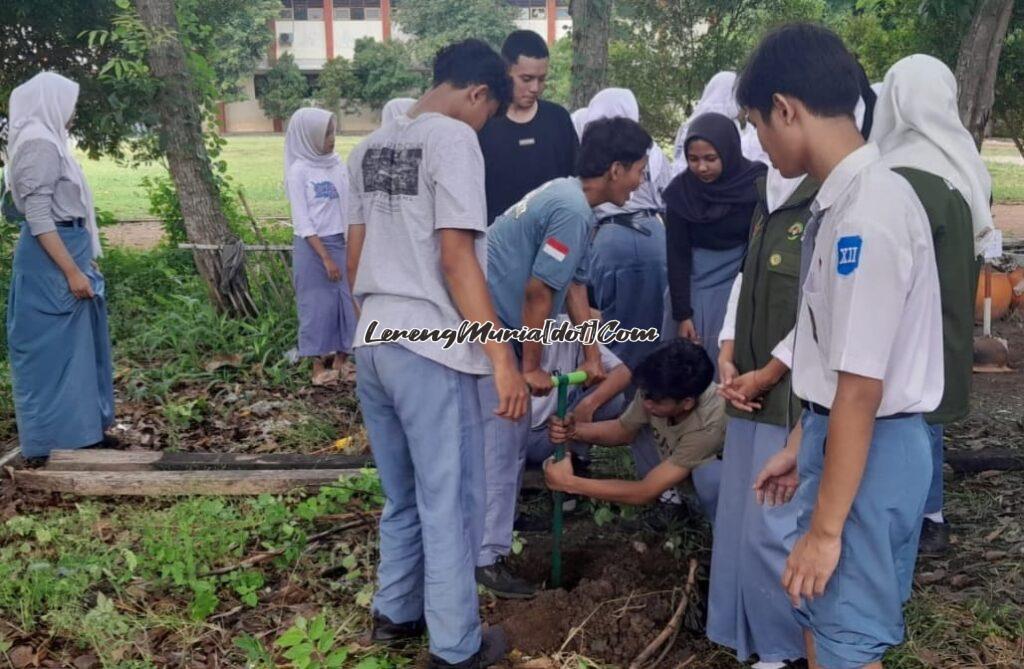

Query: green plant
left=316, top=56, right=360, bottom=114
left=258, top=53, right=309, bottom=121
left=350, top=38, right=426, bottom=110
left=274, top=614, right=349, bottom=669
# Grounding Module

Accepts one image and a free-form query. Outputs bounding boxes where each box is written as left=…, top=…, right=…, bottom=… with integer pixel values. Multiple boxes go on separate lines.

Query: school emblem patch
left=769, top=253, right=782, bottom=267
left=836, top=235, right=862, bottom=276
left=787, top=222, right=804, bottom=241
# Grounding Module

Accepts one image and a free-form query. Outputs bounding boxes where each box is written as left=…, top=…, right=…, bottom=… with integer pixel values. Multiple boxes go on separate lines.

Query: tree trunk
left=134, top=0, right=257, bottom=317
left=955, top=0, right=1015, bottom=149
left=569, top=0, right=612, bottom=110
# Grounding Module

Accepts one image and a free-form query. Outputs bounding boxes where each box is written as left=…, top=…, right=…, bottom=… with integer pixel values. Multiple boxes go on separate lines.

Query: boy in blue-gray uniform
left=475, top=117, right=652, bottom=599
left=739, top=25, right=944, bottom=669
left=346, top=40, right=529, bottom=669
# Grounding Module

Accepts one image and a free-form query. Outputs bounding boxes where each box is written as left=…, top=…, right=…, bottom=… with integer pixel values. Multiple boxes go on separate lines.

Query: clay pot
left=975, top=267, right=1013, bottom=322
left=1009, top=267, right=1024, bottom=311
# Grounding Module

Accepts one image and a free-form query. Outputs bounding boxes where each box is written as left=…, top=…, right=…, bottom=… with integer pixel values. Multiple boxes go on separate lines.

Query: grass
left=79, top=135, right=364, bottom=221
left=80, top=136, right=1024, bottom=221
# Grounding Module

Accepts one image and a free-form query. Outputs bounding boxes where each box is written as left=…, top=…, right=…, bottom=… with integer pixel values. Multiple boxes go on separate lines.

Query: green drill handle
left=551, top=370, right=587, bottom=589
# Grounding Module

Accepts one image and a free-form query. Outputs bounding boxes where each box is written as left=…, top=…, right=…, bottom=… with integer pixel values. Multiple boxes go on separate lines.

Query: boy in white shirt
left=738, top=24, right=943, bottom=669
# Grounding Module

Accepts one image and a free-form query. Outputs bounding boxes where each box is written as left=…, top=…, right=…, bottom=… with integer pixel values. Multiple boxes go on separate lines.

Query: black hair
left=633, top=339, right=714, bottom=402
left=432, top=39, right=512, bottom=107
left=501, top=29, right=549, bottom=64
left=736, top=23, right=861, bottom=122
left=854, top=59, right=877, bottom=139
left=577, top=117, right=652, bottom=179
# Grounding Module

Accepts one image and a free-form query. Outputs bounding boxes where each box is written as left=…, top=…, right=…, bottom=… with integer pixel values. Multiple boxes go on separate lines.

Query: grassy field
left=80, top=136, right=363, bottom=221
left=80, top=136, right=1024, bottom=221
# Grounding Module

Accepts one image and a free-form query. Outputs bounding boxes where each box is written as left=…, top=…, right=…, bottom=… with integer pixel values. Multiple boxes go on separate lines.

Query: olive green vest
left=893, top=167, right=978, bottom=425
left=728, top=176, right=820, bottom=427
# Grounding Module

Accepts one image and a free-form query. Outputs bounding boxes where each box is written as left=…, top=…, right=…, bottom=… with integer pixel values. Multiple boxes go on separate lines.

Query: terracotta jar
left=975, top=267, right=1013, bottom=321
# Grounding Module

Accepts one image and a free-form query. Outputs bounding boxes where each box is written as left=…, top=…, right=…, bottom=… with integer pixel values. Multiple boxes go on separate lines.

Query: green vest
left=893, top=167, right=978, bottom=425
left=728, top=176, right=820, bottom=427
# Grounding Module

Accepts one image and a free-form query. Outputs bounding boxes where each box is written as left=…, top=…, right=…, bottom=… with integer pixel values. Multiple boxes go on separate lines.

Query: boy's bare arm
left=439, top=228, right=529, bottom=420
left=783, top=371, right=881, bottom=605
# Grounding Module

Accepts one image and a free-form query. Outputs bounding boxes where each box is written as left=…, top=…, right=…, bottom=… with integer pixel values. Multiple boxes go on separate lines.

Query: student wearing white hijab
left=582, top=88, right=671, bottom=371
left=570, top=107, right=588, bottom=140
left=870, top=54, right=992, bottom=555
left=284, top=107, right=356, bottom=386
left=4, top=72, right=114, bottom=458
left=671, top=71, right=769, bottom=175
left=381, top=97, right=415, bottom=126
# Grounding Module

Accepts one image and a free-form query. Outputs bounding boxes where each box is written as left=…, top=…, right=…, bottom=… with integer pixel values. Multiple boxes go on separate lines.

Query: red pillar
left=323, top=0, right=335, bottom=59
left=216, top=101, right=227, bottom=134
left=546, top=0, right=556, bottom=45
left=268, top=19, right=277, bottom=64
left=381, top=0, right=392, bottom=41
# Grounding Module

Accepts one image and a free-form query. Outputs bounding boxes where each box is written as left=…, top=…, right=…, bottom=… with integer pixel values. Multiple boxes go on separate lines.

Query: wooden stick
left=46, top=449, right=374, bottom=472
left=203, top=514, right=377, bottom=576
left=178, top=243, right=294, bottom=252
left=629, top=559, right=699, bottom=669
left=15, top=468, right=360, bottom=496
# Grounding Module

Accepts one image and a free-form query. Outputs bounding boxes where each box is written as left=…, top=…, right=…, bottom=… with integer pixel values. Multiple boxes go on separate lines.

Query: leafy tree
left=544, top=36, right=573, bottom=109
left=393, top=0, right=518, bottom=62
left=315, top=56, right=359, bottom=114
left=256, top=53, right=308, bottom=122
left=610, top=0, right=826, bottom=142
left=349, top=38, right=426, bottom=110
left=0, top=0, right=276, bottom=160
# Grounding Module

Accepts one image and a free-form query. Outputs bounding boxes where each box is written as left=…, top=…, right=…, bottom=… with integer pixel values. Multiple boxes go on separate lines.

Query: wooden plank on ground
left=945, top=448, right=1024, bottom=473
left=14, top=468, right=359, bottom=496
left=46, top=449, right=374, bottom=472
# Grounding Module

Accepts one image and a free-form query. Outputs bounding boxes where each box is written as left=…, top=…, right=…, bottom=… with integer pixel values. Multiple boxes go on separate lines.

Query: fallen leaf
left=72, top=654, right=99, bottom=669
left=983, top=550, right=1008, bottom=560
left=9, top=646, right=35, bottom=669
left=950, top=574, right=971, bottom=589
left=916, top=569, right=946, bottom=586
left=205, top=354, right=243, bottom=373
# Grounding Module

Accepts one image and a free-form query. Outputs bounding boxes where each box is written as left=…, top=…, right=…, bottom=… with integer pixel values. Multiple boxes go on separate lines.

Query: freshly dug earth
left=485, top=520, right=707, bottom=667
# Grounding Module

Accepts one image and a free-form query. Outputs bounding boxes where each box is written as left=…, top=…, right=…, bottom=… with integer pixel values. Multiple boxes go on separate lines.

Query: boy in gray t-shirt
left=346, top=40, right=527, bottom=669
left=475, top=117, right=656, bottom=599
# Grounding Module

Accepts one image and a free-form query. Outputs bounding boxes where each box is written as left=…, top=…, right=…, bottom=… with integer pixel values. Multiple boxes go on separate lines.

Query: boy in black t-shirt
left=478, top=30, right=579, bottom=224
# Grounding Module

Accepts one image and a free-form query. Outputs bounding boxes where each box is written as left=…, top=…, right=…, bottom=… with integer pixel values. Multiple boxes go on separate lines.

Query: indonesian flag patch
left=542, top=237, right=569, bottom=262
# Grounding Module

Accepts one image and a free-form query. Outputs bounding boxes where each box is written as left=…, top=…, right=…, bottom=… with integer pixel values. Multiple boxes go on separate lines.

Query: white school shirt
left=530, top=315, right=625, bottom=429
left=286, top=161, right=348, bottom=239
left=788, top=143, right=944, bottom=416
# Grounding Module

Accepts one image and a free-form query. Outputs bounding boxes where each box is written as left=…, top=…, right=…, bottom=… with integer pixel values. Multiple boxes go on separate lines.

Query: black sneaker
left=369, top=613, right=426, bottom=645
left=918, top=518, right=951, bottom=556
left=427, top=626, right=507, bottom=668
left=476, top=558, right=536, bottom=599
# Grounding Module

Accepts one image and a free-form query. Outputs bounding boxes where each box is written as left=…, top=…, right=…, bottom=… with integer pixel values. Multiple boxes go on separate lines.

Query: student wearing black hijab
left=663, top=112, right=767, bottom=376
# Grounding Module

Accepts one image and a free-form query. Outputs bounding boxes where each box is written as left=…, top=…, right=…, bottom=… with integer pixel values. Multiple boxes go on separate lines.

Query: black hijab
left=662, top=112, right=767, bottom=226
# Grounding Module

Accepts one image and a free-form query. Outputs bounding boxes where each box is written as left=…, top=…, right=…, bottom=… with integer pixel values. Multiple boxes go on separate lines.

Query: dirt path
left=102, top=220, right=165, bottom=250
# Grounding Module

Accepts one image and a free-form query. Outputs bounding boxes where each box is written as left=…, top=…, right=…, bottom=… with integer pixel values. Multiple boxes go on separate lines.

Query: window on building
left=307, top=6, right=324, bottom=20
left=280, top=0, right=294, bottom=19
left=283, top=0, right=308, bottom=21
left=556, top=0, right=569, bottom=19
left=333, top=0, right=382, bottom=20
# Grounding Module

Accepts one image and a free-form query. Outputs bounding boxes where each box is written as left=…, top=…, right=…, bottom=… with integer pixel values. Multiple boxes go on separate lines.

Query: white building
left=220, top=0, right=572, bottom=134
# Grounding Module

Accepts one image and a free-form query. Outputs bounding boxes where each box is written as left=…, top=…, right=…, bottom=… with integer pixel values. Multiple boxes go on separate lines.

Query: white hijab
left=870, top=54, right=993, bottom=254
left=284, top=107, right=340, bottom=179
left=381, top=97, right=416, bottom=126
left=764, top=93, right=871, bottom=214
left=8, top=72, right=101, bottom=257
left=672, top=71, right=769, bottom=175
left=570, top=108, right=588, bottom=140
left=584, top=88, right=669, bottom=214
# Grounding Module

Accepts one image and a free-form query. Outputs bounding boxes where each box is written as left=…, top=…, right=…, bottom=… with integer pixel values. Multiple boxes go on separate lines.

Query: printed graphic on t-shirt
left=362, top=146, right=423, bottom=197
left=313, top=181, right=340, bottom=200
